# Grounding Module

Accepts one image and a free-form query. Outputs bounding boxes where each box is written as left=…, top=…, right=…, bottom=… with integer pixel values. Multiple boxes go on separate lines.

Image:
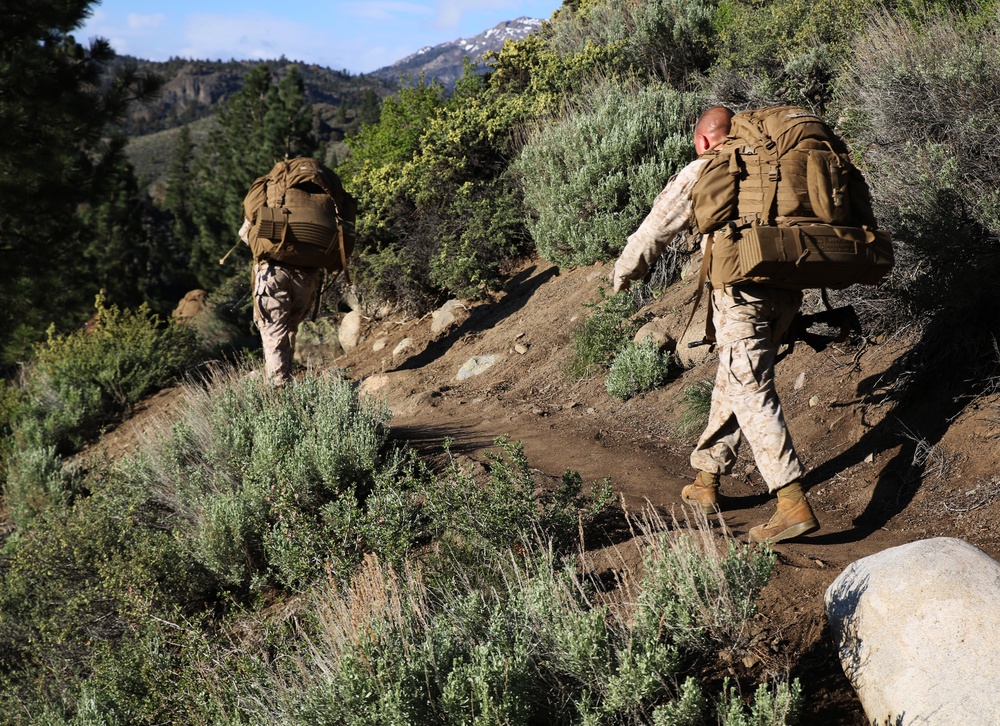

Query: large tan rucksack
left=691, top=106, right=893, bottom=290
left=241, top=157, right=356, bottom=272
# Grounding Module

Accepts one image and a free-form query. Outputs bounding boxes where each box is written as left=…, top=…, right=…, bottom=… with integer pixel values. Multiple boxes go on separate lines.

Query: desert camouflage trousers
left=689, top=285, right=805, bottom=492
left=253, top=259, right=321, bottom=386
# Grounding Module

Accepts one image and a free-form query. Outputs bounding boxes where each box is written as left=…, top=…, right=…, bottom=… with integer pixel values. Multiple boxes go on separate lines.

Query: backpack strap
left=680, top=231, right=718, bottom=348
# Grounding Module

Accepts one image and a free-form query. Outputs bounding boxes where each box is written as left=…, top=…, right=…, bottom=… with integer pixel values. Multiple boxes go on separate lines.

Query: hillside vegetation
left=2, top=0, right=1000, bottom=722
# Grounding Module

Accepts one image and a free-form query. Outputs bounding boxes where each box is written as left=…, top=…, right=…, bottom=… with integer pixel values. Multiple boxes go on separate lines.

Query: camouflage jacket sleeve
left=612, top=158, right=707, bottom=293
left=239, top=217, right=251, bottom=245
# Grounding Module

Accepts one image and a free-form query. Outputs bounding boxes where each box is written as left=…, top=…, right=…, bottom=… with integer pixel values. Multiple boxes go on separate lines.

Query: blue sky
left=76, top=0, right=564, bottom=75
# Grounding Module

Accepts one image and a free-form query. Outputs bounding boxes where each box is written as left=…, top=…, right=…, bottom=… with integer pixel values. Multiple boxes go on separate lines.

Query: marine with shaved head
left=612, top=105, right=819, bottom=545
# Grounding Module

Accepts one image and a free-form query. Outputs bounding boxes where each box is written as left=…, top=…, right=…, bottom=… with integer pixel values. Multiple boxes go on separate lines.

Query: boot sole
left=749, top=518, right=820, bottom=545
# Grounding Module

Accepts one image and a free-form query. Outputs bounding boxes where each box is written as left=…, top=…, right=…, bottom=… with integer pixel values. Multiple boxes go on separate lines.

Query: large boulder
left=338, top=310, right=364, bottom=351
left=825, top=537, right=1000, bottom=724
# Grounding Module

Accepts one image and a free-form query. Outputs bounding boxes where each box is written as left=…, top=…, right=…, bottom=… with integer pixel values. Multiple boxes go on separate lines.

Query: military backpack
left=691, top=106, right=893, bottom=290
left=241, top=157, right=357, bottom=272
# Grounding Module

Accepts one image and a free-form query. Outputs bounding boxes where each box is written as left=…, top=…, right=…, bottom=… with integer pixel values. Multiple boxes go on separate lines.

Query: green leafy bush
left=837, top=8, right=1000, bottom=319
left=606, top=336, right=676, bottom=400
left=422, top=437, right=611, bottom=556
left=115, top=370, right=397, bottom=591
left=548, top=0, right=719, bottom=86
left=340, top=74, right=531, bottom=313
left=516, top=81, right=702, bottom=267
left=710, top=0, right=879, bottom=110
left=12, top=293, right=199, bottom=455
left=569, top=286, right=644, bottom=379
left=280, top=512, right=782, bottom=725
left=717, top=677, right=803, bottom=725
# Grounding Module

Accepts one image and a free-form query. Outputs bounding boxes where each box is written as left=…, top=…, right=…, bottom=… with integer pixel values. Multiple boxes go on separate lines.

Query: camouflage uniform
left=252, top=259, right=321, bottom=386
left=688, top=285, right=804, bottom=491
left=613, top=159, right=805, bottom=492
left=240, top=219, right=321, bottom=386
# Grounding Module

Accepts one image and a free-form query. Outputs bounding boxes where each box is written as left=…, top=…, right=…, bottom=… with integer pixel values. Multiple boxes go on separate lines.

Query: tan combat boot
left=749, top=482, right=819, bottom=544
left=681, top=471, right=720, bottom=513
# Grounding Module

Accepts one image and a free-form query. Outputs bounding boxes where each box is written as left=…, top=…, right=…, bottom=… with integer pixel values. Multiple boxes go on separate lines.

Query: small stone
left=864, top=452, right=875, bottom=464
left=372, top=337, right=387, bottom=352
left=431, top=299, right=466, bottom=335
left=809, top=395, right=820, bottom=407
left=338, top=310, right=364, bottom=350
left=392, top=338, right=414, bottom=356
left=457, top=355, right=499, bottom=381
left=514, top=342, right=529, bottom=355
left=794, top=371, right=806, bottom=390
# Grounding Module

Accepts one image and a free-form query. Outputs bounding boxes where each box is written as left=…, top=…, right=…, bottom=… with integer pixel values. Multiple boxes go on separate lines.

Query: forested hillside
left=2, top=0, right=1000, bottom=722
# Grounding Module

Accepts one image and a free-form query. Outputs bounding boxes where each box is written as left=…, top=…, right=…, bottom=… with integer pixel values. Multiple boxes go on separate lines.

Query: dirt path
left=333, top=258, right=1000, bottom=722
left=91, top=257, right=999, bottom=721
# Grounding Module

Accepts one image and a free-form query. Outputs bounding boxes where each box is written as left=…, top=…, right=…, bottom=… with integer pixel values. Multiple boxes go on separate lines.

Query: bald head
left=694, top=106, right=734, bottom=154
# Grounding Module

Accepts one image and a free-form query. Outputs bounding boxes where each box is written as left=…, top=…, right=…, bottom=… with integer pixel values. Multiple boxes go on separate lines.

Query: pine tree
left=0, top=0, right=162, bottom=349
left=164, top=125, right=196, bottom=243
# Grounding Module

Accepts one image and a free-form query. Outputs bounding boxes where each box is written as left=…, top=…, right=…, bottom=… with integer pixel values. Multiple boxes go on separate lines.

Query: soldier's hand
left=611, top=270, right=631, bottom=294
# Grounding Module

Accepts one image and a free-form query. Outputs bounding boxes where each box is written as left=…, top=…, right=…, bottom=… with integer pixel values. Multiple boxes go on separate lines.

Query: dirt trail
left=332, top=258, right=1000, bottom=722
left=93, top=257, right=1000, bottom=721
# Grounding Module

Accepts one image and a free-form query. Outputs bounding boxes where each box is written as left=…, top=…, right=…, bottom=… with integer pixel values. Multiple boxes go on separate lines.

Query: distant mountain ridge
left=371, top=17, right=544, bottom=89
left=121, top=17, right=545, bottom=188
left=121, top=16, right=544, bottom=136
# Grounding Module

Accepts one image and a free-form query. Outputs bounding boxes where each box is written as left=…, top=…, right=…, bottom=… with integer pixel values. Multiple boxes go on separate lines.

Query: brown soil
left=334, top=258, right=1000, bottom=722
left=94, top=257, right=1000, bottom=721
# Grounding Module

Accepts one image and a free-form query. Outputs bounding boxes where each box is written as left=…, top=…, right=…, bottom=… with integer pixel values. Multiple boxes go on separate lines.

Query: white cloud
left=181, top=12, right=340, bottom=65
left=433, top=0, right=517, bottom=30
left=342, top=2, right=434, bottom=22
left=126, top=13, right=166, bottom=30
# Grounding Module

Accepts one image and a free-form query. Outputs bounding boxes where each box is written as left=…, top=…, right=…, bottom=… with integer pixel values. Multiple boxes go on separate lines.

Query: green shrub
left=836, top=9, right=1000, bottom=320
left=115, top=370, right=397, bottom=591
left=516, top=81, right=702, bottom=267
left=547, top=0, right=719, bottom=87
left=12, top=293, right=199, bottom=455
left=339, top=72, right=532, bottom=313
left=568, top=286, right=644, bottom=379
left=630, top=523, right=776, bottom=660
left=280, top=512, right=780, bottom=725
left=606, top=336, right=676, bottom=400
left=710, top=0, right=879, bottom=110
left=422, top=437, right=611, bottom=556
left=717, top=677, right=803, bottom=725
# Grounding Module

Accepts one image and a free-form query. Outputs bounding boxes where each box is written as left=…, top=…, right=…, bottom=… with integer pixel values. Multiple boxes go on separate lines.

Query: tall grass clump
left=569, top=286, right=644, bottom=379
left=677, top=377, right=715, bottom=438
left=606, top=336, right=676, bottom=400
left=275, top=509, right=793, bottom=724
left=838, top=8, right=1000, bottom=320
left=116, top=369, right=398, bottom=591
left=516, top=81, right=702, bottom=267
